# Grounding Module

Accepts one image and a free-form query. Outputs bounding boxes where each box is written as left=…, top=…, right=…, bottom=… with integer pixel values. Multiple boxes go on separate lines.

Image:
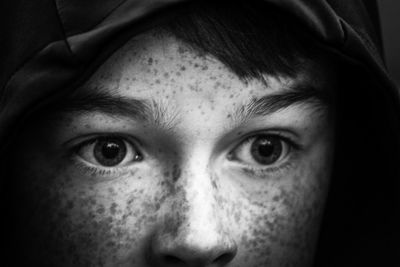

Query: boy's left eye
left=76, top=137, right=143, bottom=167
left=229, top=134, right=293, bottom=167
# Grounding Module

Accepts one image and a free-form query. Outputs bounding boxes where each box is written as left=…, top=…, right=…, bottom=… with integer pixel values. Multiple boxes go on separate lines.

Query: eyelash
left=73, top=160, right=130, bottom=177
left=229, top=132, right=302, bottom=177
left=67, top=132, right=302, bottom=179
left=67, top=134, right=142, bottom=178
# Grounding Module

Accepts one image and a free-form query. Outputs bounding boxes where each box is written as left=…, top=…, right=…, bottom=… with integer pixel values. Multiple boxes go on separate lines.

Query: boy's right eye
left=76, top=136, right=143, bottom=167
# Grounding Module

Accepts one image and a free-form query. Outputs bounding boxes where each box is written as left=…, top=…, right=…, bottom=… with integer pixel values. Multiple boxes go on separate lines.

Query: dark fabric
left=1, top=0, right=398, bottom=144
left=1, top=0, right=399, bottom=266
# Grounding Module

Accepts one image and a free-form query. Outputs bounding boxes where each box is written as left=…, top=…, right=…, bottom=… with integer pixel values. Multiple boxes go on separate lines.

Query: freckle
left=194, top=63, right=199, bottom=68
left=229, top=94, right=234, bottom=98
left=155, top=79, right=160, bottom=84
left=202, top=65, right=208, bottom=71
left=147, top=57, right=153, bottom=65
left=172, top=164, right=181, bottom=182
left=211, top=179, right=218, bottom=189
left=163, top=72, right=169, bottom=78
left=234, top=211, right=240, bottom=222
left=108, top=187, right=115, bottom=195
left=106, top=240, right=116, bottom=248
left=272, top=195, right=280, bottom=202
left=110, top=203, right=117, bottom=215
left=213, top=81, right=222, bottom=90
left=89, top=197, right=96, bottom=205
left=180, top=66, right=186, bottom=71
left=127, top=196, right=135, bottom=206
left=96, top=205, right=105, bottom=214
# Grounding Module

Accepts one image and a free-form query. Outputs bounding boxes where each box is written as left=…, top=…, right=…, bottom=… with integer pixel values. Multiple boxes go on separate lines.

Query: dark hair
left=159, top=1, right=320, bottom=83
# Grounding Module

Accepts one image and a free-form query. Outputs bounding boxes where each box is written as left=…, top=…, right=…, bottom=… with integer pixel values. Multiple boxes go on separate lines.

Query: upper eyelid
left=227, top=135, right=302, bottom=172
left=67, top=135, right=146, bottom=164
left=72, top=136, right=143, bottom=167
left=227, top=133, right=292, bottom=160
left=231, top=131, right=300, bottom=152
left=64, top=133, right=143, bottom=149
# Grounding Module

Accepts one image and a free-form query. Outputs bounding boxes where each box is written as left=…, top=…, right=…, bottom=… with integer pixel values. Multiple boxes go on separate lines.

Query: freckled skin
left=10, top=31, right=335, bottom=266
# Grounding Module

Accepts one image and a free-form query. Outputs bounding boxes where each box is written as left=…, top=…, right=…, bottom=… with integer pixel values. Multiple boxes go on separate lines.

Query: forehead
left=88, top=32, right=259, bottom=102
left=85, top=31, right=332, bottom=106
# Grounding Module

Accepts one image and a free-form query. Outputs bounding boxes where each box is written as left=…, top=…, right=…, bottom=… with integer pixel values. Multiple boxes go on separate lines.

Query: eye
left=76, top=136, right=143, bottom=167
left=229, top=134, right=291, bottom=166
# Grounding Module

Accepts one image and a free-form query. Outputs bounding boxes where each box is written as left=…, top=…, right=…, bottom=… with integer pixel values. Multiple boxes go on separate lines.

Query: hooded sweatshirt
left=1, top=1, right=399, bottom=266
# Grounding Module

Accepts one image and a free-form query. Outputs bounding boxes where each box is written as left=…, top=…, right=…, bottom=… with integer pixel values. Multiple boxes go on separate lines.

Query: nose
left=148, top=164, right=237, bottom=267
left=150, top=234, right=237, bottom=267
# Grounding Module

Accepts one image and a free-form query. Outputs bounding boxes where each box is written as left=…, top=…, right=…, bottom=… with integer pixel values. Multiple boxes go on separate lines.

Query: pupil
left=258, top=140, right=274, bottom=157
left=251, top=136, right=282, bottom=164
left=102, top=142, right=120, bottom=159
left=94, top=138, right=127, bottom=166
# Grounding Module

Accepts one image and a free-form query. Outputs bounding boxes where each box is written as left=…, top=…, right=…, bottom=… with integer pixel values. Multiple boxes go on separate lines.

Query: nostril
left=149, top=231, right=238, bottom=266
left=213, top=252, right=236, bottom=265
left=163, top=255, right=185, bottom=265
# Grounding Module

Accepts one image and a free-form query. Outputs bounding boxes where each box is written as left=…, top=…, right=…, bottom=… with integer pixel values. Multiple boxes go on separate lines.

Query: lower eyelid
left=233, top=148, right=301, bottom=178
left=244, top=160, right=294, bottom=176
left=70, top=155, right=135, bottom=179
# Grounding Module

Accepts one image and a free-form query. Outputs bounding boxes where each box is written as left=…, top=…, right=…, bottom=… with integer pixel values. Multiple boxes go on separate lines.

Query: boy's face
left=12, top=32, right=335, bottom=266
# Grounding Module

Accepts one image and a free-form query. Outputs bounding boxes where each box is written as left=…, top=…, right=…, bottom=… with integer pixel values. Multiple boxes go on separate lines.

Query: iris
left=250, top=136, right=283, bottom=164
left=93, top=137, right=127, bottom=166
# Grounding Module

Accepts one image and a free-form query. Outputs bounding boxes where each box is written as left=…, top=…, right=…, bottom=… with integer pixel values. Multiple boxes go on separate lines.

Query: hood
left=1, top=1, right=399, bottom=266
left=0, top=0, right=398, bottom=142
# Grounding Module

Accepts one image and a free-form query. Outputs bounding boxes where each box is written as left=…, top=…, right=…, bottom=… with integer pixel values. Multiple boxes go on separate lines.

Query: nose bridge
left=171, top=145, right=220, bottom=242
left=149, top=145, right=237, bottom=266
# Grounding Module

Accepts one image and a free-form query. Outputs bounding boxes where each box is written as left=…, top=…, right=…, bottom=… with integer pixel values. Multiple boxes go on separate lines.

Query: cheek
left=12, top=158, right=167, bottom=266
left=227, top=163, right=329, bottom=266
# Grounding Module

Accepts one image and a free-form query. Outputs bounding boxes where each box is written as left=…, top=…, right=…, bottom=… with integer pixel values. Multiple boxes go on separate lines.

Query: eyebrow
left=234, top=83, right=332, bottom=123
left=55, top=90, right=178, bottom=128
left=54, top=83, right=331, bottom=127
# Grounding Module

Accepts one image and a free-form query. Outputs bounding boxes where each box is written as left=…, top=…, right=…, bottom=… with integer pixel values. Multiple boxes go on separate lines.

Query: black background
left=380, top=0, right=400, bottom=87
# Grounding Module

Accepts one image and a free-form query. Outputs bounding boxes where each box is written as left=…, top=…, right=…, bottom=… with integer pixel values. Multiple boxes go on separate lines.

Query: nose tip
left=149, top=234, right=237, bottom=267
